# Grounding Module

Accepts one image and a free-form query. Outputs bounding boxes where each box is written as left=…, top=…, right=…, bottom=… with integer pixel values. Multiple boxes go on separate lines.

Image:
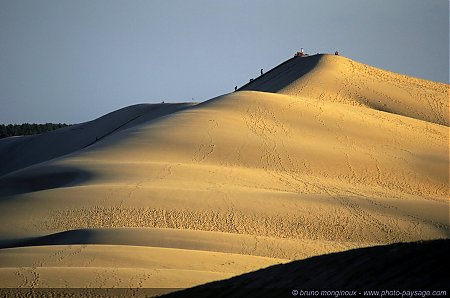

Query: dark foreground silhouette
left=163, top=239, right=449, bottom=297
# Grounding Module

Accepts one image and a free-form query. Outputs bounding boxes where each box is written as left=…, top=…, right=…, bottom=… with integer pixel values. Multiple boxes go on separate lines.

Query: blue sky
left=1, top=0, right=448, bottom=124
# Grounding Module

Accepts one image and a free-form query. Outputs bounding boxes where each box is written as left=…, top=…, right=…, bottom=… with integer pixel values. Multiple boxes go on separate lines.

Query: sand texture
left=0, top=54, right=448, bottom=293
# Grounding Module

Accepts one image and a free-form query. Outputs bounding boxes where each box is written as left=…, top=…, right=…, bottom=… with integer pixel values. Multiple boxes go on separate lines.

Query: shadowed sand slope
left=0, top=55, right=448, bottom=292
left=0, top=103, right=194, bottom=177
left=241, top=54, right=449, bottom=126
left=164, top=239, right=450, bottom=298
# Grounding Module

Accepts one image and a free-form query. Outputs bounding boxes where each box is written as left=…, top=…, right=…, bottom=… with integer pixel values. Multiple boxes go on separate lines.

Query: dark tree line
left=0, top=123, right=70, bottom=139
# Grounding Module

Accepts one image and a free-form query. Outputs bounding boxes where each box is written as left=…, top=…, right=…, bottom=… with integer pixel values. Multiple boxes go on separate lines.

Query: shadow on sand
left=0, top=229, right=95, bottom=249
left=238, top=54, right=322, bottom=93
left=163, top=239, right=450, bottom=297
left=0, top=165, right=94, bottom=199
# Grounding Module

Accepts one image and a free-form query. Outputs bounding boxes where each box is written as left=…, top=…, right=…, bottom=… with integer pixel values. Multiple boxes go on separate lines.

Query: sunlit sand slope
left=0, top=54, right=448, bottom=291
left=241, top=54, right=449, bottom=126
left=0, top=244, right=284, bottom=288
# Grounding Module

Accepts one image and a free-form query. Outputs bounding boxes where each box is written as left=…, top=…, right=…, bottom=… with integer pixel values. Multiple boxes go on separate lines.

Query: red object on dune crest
left=294, top=48, right=305, bottom=57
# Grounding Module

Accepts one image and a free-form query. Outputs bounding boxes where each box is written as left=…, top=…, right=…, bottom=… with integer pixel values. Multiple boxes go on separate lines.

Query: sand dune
left=0, top=103, right=193, bottom=176
left=164, top=239, right=450, bottom=297
left=0, top=54, right=448, bottom=293
left=0, top=244, right=285, bottom=289
left=241, top=54, right=449, bottom=126
left=0, top=227, right=365, bottom=260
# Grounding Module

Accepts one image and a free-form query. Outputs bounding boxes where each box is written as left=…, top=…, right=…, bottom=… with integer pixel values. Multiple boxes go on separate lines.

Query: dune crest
left=241, top=54, right=449, bottom=126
